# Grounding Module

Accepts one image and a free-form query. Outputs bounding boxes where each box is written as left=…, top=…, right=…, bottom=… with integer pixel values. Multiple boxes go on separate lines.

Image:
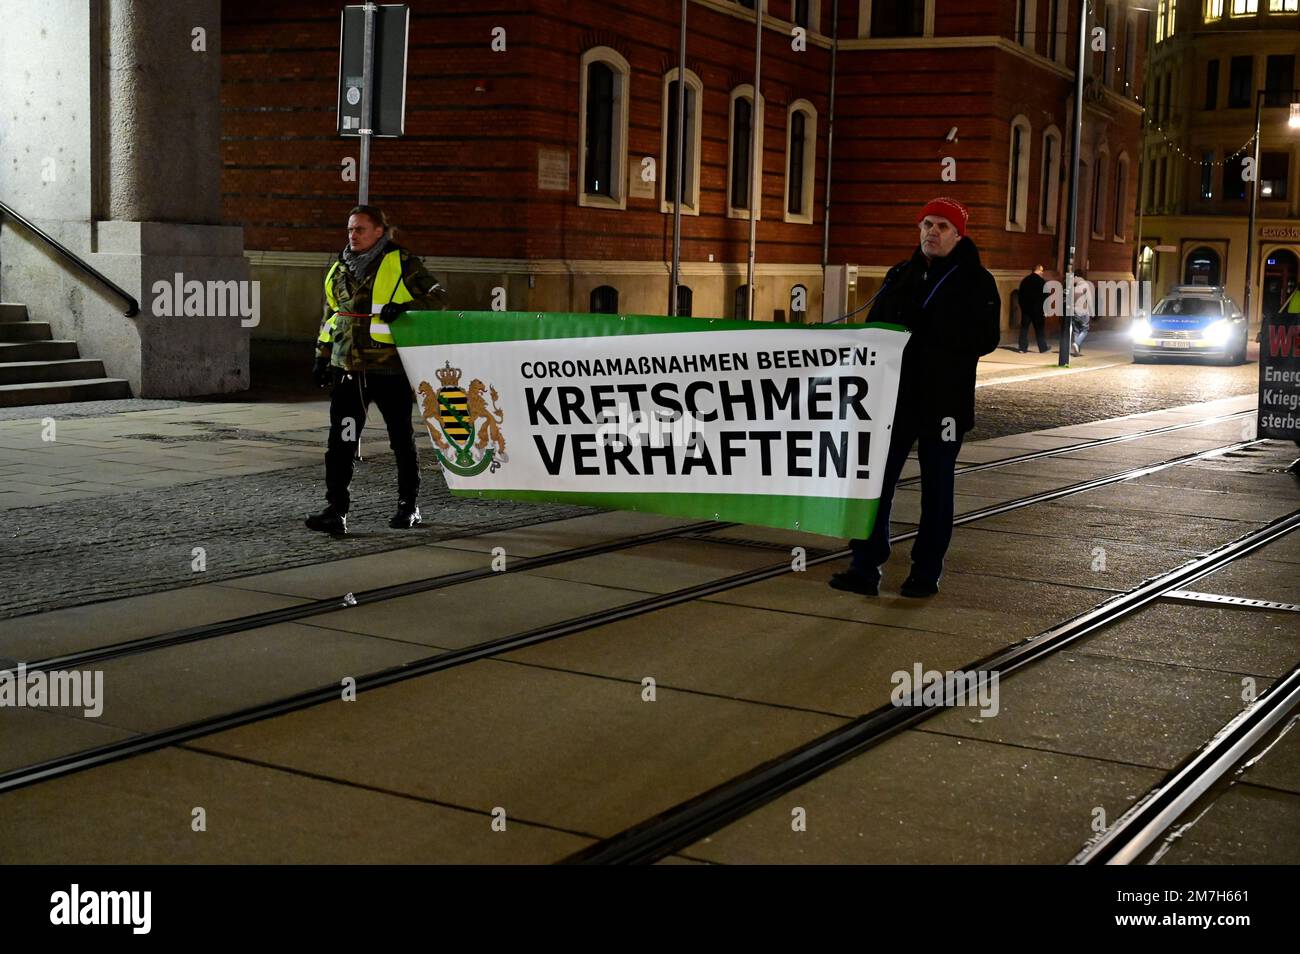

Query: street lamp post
left=1059, top=0, right=1089, bottom=367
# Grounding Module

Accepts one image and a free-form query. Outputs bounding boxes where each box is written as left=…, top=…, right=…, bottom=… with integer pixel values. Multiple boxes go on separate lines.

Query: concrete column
left=0, top=0, right=249, bottom=397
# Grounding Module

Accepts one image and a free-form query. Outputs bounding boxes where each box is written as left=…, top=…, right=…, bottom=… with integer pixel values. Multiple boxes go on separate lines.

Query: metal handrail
left=0, top=199, right=139, bottom=317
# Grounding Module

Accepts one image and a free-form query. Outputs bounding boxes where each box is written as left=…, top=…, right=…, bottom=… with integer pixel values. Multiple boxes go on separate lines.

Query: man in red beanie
left=830, top=197, right=1001, bottom=597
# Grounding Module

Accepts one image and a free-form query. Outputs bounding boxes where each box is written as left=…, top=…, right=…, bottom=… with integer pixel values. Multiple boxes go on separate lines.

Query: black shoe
left=828, top=569, right=880, bottom=597
left=899, top=575, right=939, bottom=598
left=305, top=506, right=348, bottom=535
left=389, top=502, right=421, bottom=529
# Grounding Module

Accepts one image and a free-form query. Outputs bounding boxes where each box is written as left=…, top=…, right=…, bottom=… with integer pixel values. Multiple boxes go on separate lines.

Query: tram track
left=3, top=408, right=1255, bottom=677
left=0, top=431, right=1271, bottom=796
left=564, top=506, right=1300, bottom=865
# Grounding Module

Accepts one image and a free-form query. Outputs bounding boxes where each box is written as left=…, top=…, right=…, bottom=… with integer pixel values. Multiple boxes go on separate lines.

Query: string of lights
left=1144, top=122, right=1256, bottom=166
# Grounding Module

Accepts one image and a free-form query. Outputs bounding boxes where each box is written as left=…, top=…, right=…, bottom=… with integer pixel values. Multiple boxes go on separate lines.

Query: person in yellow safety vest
left=306, top=204, right=446, bottom=536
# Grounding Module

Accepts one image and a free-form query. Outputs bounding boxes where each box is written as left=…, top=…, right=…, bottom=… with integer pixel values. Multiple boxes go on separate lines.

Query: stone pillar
left=0, top=0, right=249, bottom=397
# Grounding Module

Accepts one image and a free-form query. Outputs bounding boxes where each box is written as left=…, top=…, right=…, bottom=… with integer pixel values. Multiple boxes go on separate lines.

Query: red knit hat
left=917, top=197, right=969, bottom=236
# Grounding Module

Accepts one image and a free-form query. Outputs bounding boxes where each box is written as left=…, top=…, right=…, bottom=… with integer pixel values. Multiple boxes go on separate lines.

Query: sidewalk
left=978, top=328, right=1131, bottom=385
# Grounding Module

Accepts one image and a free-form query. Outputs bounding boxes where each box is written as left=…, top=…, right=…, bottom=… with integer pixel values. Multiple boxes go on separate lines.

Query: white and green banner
left=392, top=311, right=909, bottom=539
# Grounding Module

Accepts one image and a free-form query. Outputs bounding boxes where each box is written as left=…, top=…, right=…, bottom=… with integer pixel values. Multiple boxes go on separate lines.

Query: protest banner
left=393, top=311, right=909, bottom=538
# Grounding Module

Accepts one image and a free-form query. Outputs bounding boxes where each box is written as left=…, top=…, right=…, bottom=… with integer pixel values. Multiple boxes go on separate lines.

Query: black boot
left=389, top=501, right=421, bottom=529
left=305, top=505, right=348, bottom=536
left=828, top=568, right=880, bottom=597
left=899, top=574, right=939, bottom=598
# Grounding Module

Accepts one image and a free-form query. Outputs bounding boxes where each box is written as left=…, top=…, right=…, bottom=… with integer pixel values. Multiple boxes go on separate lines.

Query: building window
left=1163, top=73, right=1173, bottom=121
left=1103, top=5, right=1117, bottom=85
left=1015, top=0, right=1036, bottom=47
left=1184, top=247, right=1222, bottom=286
left=790, top=284, right=808, bottom=322
left=1152, top=72, right=1162, bottom=121
left=1265, top=55, right=1295, bottom=106
left=1201, top=151, right=1215, bottom=198
left=1157, top=0, right=1178, bottom=40
left=590, top=285, right=619, bottom=314
left=1261, top=152, right=1290, bottom=199
left=1228, top=55, right=1253, bottom=107
left=1122, top=15, right=1137, bottom=93
left=1006, top=116, right=1031, bottom=230
left=1231, top=0, right=1258, bottom=14
left=785, top=101, right=817, bottom=223
left=728, top=86, right=765, bottom=219
left=1113, top=155, right=1129, bottom=240
left=1205, top=59, right=1219, bottom=109
left=1040, top=126, right=1061, bottom=232
left=578, top=48, right=630, bottom=209
left=793, top=0, right=816, bottom=30
left=1091, top=152, right=1109, bottom=237
left=1156, top=156, right=1167, bottom=210
left=1205, top=0, right=1224, bottom=19
left=1146, top=154, right=1157, bottom=212
left=1224, top=156, right=1248, bottom=199
left=661, top=70, right=704, bottom=215
left=734, top=284, right=750, bottom=321
left=1269, top=0, right=1299, bottom=11
left=871, top=0, right=925, bottom=37
left=675, top=285, right=693, bottom=317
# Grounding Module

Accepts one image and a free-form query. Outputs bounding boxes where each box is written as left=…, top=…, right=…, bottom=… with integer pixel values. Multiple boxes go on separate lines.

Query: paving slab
left=1191, top=556, right=1300, bottom=605
left=1237, top=718, right=1300, bottom=796
left=683, top=730, right=1163, bottom=864
left=219, top=544, right=487, bottom=600
left=702, top=553, right=1107, bottom=642
left=942, top=526, right=1195, bottom=592
left=306, top=574, right=655, bottom=649
left=1153, top=784, right=1300, bottom=865
left=967, top=502, right=1263, bottom=552
left=501, top=599, right=1009, bottom=717
left=70, top=621, right=432, bottom=735
left=521, top=538, right=790, bottom=595
left=0, top=584, right=309, bottom=662
left=431, top=510, right=692, bottom=558
left=891, top=488, right=1006, bottom=524
left=1065, top=482, right=1293, bottom=524
left=191, top=658, right=846, bottom=839
left=700, top=523, right=865, bottom=553
left=0, top=746, right=592, bottom=863
left=0, top=706, right=137, bottom=774
left=1075, top=603, right=1300, bottom=681
left=924, top=650, right=1269, bottom=771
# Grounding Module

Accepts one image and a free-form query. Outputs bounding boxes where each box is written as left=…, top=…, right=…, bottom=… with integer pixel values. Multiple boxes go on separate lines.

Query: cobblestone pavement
left=0, top=399, right=183, bottom=422
left=0, top=451, right=586, bottom=619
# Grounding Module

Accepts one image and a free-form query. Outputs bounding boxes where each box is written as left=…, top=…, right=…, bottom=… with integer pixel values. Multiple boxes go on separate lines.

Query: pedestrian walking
left=1017, top=264, right=1049, bottom=353
left=829, top=198, right=1001, bottom=598
left=306, top=205, right=446, bottom=536
left=1071, top=273, right=1092, bottom=356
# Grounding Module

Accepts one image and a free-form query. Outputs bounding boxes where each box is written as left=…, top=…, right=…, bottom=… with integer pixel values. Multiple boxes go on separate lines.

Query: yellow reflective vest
left=319, top=248, right=414, bottom=348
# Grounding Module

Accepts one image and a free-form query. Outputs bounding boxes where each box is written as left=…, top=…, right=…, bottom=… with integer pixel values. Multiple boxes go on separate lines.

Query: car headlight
left=1130, top=319, right=1151, bottom=340
left=1203, top=319, right=1231, bottom=345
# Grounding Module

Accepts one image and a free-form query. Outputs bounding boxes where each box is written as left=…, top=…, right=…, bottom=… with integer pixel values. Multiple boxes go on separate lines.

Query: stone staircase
left=0, top=302, right=130, bottom=407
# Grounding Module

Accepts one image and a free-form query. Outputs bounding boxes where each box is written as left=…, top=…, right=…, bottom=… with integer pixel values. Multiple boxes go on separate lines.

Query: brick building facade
left=220, top=0, right=1147, bottom=348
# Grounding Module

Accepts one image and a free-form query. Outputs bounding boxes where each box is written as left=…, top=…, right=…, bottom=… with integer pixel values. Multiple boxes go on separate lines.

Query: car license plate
left=1160, top=339, right=1191, bottom=349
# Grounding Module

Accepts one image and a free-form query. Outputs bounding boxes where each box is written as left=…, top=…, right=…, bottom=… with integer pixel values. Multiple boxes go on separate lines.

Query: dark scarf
left=341, top=239, right=389, bottom=282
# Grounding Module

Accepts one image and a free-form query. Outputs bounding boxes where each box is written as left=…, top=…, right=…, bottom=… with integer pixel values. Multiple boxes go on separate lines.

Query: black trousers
left=325, top=371, right=419, bottom=513
left=849, top=414, right=964, bottom=584
left=1018, top=313, right=1048, bottom=352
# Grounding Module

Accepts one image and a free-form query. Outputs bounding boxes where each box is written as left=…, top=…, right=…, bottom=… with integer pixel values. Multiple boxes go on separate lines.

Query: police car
left=1130, top=286, right=1249, bottom=365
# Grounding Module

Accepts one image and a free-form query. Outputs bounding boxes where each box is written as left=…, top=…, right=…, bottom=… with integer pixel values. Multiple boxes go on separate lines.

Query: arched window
left=578, top=48, right=630, bottom=209
left=661, top=69, right=704, bottom=215
left=1091, top=147, right=1110, bottom=237
left=728, top=85, right=765, bottom=219
left=1183, top=247, right=1221, bottom=286
left=734, top=284, right=751, bottom=321
left=790, top=284, right=809, bottom=322
left=675, top=284, right=693, bottom=317
left=1039, top=125, right=1062, bottom=232
left=785, top=100, right=818, bottom=223
left=1006, top=114, right=1031, bottom=230
left=591, top=285, right=619, bottom=314
left=1113, top=153, right=1130, bottom=240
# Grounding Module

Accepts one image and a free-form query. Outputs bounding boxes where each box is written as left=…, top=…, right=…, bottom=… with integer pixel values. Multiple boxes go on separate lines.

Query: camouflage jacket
left=316, top=242, right=445, bottom=373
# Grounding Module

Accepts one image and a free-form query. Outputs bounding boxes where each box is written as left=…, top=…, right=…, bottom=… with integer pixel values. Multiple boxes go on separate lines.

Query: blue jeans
left=849, top=415, right=964, bottom=584
left=1073, top=315, right=1090, bottom=349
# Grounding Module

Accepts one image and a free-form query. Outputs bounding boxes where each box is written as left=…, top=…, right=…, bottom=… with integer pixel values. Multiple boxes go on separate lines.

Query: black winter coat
left=867, top=236, right=1001, bottom=434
